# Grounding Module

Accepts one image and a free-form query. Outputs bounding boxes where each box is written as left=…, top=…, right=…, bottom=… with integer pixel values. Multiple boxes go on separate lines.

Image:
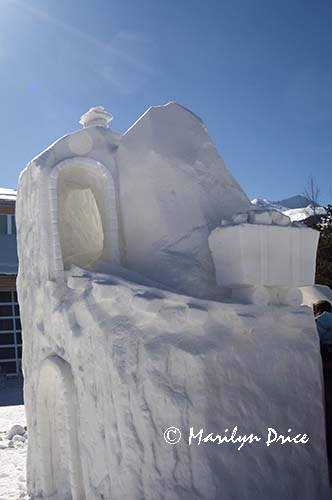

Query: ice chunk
left=232, top=212, right=248, bottom=224
left=13, top=434, right=26, bottom=443
left=270, top=210, right=291, bottom=226
left=67, top=276, right=90, bottom=290
left=248, top=210, right=272, bottom=225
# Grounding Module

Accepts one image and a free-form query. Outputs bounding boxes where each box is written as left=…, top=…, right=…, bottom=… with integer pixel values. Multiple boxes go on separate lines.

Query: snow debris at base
left=0, top=405, right=29, bottom=500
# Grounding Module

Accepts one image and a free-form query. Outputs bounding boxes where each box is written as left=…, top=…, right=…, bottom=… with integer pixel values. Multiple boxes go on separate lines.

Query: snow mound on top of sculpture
left=17, top=102, right=251, bottom=300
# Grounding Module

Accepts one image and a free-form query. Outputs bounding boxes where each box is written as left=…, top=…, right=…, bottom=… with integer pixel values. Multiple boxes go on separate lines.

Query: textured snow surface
left=16, top=264, right=330, bottom=500
left=0, top=405, right=29, bottom=500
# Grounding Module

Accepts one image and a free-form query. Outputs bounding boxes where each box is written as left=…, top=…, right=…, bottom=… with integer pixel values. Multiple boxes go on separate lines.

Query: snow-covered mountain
left=251, top=195, right=326, bottom=222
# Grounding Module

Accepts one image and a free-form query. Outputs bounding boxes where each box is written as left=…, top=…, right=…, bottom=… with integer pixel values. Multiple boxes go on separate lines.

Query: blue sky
left=0, top=0, right=331, bottom=204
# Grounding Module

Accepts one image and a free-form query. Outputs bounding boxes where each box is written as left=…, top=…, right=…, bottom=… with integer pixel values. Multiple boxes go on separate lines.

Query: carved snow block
left=209, top=224, right=319, bottom=288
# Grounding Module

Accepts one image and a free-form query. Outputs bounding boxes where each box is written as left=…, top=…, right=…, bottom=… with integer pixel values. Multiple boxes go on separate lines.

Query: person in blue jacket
left=314, top=300, right=332, bottom=464
left=313, top=300, right=332, bottom=345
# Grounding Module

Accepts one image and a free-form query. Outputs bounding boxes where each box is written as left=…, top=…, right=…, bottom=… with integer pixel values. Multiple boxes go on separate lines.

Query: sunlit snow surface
left=283, top=205, right=326, bottom=221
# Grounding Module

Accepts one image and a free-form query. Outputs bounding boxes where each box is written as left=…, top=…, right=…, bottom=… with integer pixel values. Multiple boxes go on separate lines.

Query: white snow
left=248, top=209, right=273, bottom=225
left=116, top=102, right=251, bottom=298
left=0, top=405, right=28, bottom=500
left=283, top=205, right=326, bottom=222
left=16, top=266, right=331, bottom=500
left=15, top=103, right=331, bottom=500
left=0, top=188, right=16, bottom=201
left=80, top=106, right=113, bottom=128
left=270, top=209, right=291, bottom=226
left=300, top=284, right=332, bottom=307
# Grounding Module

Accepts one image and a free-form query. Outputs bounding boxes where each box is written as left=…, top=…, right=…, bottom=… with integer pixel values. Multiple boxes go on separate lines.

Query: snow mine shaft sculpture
left=16, top=104, right=330, bottom=500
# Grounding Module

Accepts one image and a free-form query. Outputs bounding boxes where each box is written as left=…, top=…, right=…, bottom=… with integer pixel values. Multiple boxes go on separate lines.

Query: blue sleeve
left=317, top=312, right=332, bottom=343
left=318, top=312, right=332, bottom=330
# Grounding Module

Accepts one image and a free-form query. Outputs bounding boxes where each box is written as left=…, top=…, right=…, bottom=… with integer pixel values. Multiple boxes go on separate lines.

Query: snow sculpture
left=16, top=103, right=330, bottom=500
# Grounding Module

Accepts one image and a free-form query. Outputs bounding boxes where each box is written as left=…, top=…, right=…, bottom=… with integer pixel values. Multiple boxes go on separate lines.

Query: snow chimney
left=79, top=106, right=113, bottom=128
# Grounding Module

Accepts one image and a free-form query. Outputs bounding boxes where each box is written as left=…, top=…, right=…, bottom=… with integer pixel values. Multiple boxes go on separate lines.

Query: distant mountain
left=251, top=194, right=312, bottom=211
left=251, top=195, right=325, bottom=222
left=275, top=195, right=313, bottom=210
left=251, top=198, right=289, bottom=212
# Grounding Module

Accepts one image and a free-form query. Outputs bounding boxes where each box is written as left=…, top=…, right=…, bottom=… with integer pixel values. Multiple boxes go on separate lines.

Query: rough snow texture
left=17, top=268, right=331, bottom=500
left=16, top=102, right=330, bottom=500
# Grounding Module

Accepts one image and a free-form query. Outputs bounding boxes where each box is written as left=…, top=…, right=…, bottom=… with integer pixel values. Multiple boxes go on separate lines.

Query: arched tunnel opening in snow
left=56, top=160, right=118, bottom=271
left=59, top=182, right=104, bottom=269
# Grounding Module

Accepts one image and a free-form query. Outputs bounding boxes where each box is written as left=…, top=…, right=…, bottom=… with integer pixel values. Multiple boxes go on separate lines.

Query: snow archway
left=36, top=356, right=85, bottom=500
left=58, top=179, right=104, bottom=269
left=48, top=157, right=120, bottom=278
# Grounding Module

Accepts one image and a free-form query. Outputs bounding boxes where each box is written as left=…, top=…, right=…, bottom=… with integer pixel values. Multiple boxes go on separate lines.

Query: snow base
left=0, top=405, right=28, bottom=500
left=17, top=267, right=330, bottom=500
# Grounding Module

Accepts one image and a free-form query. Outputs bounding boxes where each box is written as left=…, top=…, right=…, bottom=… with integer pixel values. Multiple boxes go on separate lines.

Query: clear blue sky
left=1, top=0, right=331, bottom=204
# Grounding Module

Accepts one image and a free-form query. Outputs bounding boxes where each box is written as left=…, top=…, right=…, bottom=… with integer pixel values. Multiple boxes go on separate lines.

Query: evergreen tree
left=305, top=205, right=332, bottom=287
